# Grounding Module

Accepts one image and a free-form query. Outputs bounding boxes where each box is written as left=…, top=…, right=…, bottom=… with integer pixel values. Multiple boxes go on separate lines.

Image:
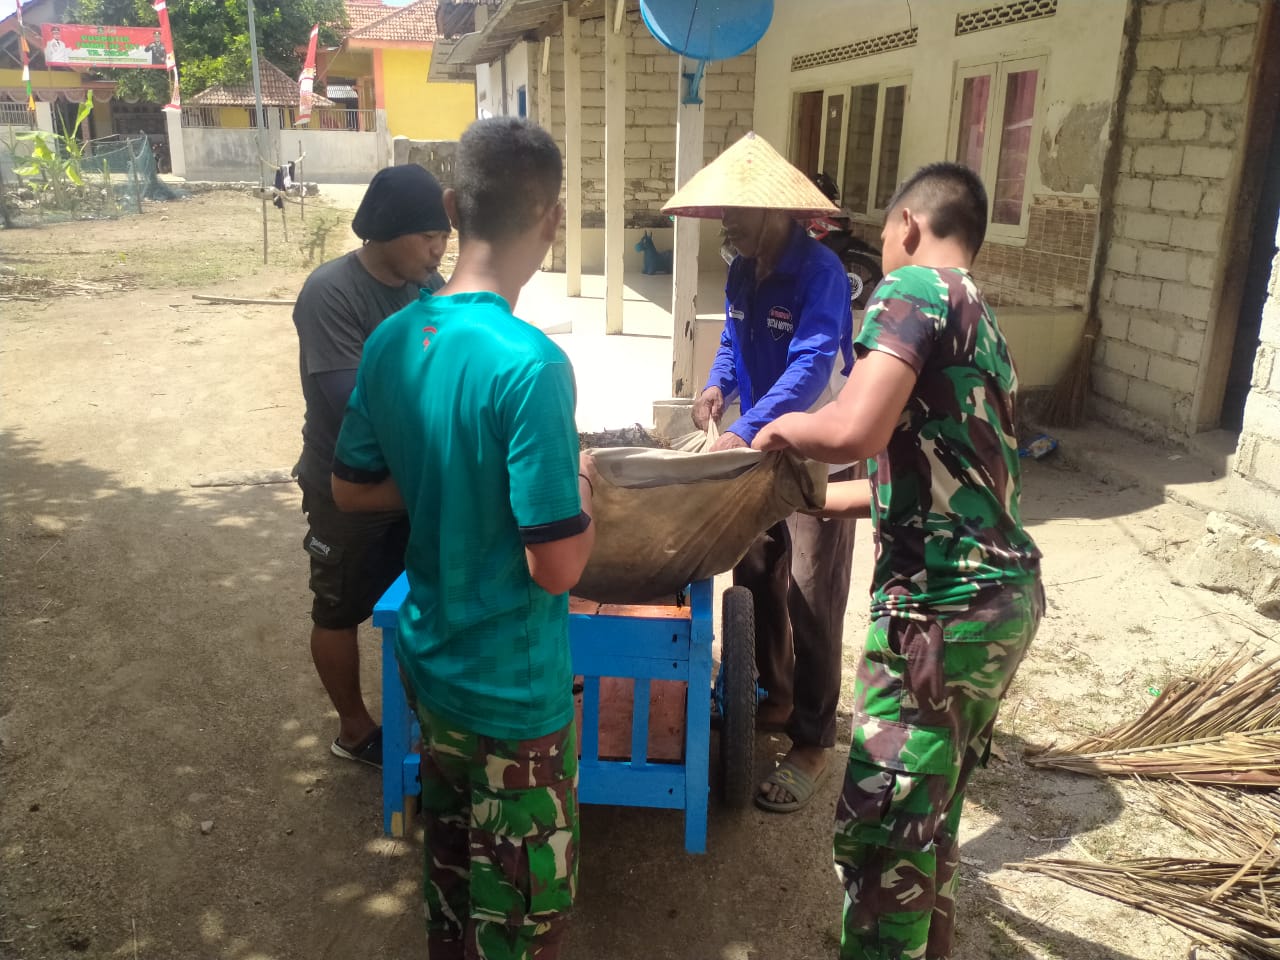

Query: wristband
left=578, top=473, right=594, bottom=497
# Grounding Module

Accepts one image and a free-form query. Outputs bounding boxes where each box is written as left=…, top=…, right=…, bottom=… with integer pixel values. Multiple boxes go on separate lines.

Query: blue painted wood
left=566, top=614, right=691, bottom=661
left=373, top=571, right=408, bottom=629
left=377, top=575, right=716, bottom=853
left=683, top=579, right=714, bottom=854
left=580, top=676, right=600, bottom=763
left=630, top=678, right=651, bottom=766
left=578, top=762, right=684, bottom=808
left=571, top=650, right=687, bottom=681
left=379, top=611, right=410, bottom=835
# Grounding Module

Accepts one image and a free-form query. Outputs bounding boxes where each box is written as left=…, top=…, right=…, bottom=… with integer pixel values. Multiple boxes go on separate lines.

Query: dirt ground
left=2, top=193, right=1277, bottom=960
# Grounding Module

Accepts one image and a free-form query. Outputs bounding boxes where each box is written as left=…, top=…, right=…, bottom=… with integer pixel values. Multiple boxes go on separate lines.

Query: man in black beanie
left=292, top=163, right=450, bottom=768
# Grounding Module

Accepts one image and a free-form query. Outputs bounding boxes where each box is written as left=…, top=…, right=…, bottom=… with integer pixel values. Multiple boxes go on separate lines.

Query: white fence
left=167, top=107, right=390, bottom=184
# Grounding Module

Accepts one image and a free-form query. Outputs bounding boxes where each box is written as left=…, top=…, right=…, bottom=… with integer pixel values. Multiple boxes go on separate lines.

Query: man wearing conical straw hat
left=664, top=131, right=859, bottom=815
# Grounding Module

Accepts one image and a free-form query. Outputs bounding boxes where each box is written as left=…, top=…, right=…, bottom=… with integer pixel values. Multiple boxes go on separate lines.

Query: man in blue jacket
left=667, top=132, right=859, bottom=813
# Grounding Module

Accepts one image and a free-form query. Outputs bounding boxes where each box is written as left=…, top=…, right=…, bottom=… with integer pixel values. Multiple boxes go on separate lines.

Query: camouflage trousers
left=413, top=704, right=579, bottom=960
left=834, top=582, right=1044, bottom=960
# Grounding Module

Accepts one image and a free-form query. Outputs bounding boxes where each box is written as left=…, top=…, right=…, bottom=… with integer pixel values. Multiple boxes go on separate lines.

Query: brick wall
left=541, top=11, right=755, bottom=269
left=1233, top=229, right=1280, bottom=508
left=975, top=197, right=1099, bottom=309
left=1093, top=0, right=1261, bottom=434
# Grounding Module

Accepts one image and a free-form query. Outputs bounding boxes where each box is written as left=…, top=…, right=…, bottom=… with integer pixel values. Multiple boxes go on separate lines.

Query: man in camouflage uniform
left=331, top=119, right=595, bottom=960
left=755, top=162, right=1043, bottom=959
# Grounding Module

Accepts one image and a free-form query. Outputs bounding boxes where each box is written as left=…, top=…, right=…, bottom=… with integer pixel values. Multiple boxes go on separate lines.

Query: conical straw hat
left=663, top=131, right=839, bottom=219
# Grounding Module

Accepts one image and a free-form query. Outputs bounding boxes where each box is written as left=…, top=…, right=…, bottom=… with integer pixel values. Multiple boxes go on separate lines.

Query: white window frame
left=946, top=53, right=1047, bottom=241
left=787, top=73, right=912, bottom=223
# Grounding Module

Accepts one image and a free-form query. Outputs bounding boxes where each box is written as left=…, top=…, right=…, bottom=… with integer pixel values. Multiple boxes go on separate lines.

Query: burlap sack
left=574, top=446, right=828, bottom=603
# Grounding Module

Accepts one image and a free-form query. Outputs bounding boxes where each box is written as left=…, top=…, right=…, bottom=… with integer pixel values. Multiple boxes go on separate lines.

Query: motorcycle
left=806, top=173, right=884, bottom=312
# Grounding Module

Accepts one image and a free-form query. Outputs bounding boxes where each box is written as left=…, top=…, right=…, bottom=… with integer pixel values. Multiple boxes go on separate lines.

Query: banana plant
left=12, top=92, right=94, bottom=208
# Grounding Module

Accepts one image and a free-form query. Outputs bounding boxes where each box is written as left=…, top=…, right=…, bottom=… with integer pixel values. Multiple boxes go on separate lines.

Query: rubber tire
left=844, top=252, right=883, bottom=312
left=718, top=585, right=757, bottom=811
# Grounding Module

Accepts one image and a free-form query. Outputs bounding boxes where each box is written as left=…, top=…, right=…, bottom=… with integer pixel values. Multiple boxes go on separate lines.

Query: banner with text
left=41, top=23, right=170, bottom=70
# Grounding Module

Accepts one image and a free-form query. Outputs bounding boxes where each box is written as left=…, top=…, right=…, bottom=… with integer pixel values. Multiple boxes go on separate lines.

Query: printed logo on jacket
left=767, top=306, right=794, bottom=340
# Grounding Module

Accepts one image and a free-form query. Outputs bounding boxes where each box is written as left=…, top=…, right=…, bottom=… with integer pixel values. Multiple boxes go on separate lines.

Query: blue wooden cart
left=373, top=574, right=757, bottom=854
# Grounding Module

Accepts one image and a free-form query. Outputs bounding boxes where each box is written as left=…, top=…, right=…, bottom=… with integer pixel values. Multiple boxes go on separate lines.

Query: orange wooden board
left=569, top=597, right=691, bottom=621
left=574, top=677, right=687, bottom=762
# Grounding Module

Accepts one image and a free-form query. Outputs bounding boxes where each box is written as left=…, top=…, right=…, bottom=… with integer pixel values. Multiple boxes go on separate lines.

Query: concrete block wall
left=1231, top=229, right=1280, bottom=528
left=544, top=11, right=755, bottom=269
left=1092, top=0, right=1261, bottom=435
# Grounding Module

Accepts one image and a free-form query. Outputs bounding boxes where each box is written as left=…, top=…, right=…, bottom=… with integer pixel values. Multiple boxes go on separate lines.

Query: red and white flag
left=295, top=24, right=319, bottom=126
left=153, top=0, right=180, bottom=111
left=15, top=0, right=34, bottom=110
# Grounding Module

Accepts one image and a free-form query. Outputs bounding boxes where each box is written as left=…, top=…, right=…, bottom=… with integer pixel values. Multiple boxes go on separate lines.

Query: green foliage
left=12, top=92, right=95, bottom=208
left=69, top=0, right=348, bottom=99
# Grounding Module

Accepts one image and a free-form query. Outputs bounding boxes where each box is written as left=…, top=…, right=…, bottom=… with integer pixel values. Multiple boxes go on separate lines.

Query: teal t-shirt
left=334, top=291, right=585, bottom=740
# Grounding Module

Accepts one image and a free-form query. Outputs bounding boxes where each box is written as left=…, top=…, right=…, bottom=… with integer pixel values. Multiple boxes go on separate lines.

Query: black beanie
left=351, top=164, right=450, bottom=241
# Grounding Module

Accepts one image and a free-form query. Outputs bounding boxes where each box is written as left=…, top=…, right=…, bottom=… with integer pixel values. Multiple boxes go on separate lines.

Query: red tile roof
left=350, top=0, right=441, bottom=44
left=190, top=59, right=336, bottom=107
left=344, top=0, right=392, bottom=33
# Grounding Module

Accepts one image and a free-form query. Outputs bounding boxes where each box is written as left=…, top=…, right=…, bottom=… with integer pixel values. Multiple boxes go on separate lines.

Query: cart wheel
left=718, top=585, right=757, bottom=810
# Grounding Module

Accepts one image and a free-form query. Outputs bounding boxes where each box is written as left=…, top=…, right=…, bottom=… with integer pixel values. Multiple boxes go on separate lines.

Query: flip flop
left=331, top=726, right=382, bottom=769
left=754, top=758, right=828, bottom=814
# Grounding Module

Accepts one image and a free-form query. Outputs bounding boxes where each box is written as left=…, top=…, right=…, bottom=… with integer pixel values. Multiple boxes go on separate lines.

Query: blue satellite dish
left=639, top=0, right=774, bottom=62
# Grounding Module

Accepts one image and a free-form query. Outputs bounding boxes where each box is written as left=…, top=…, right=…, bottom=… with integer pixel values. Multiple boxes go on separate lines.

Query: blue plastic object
left=376, top=574, right=716, bottom=854
left=639, top=0, right=773, bottom=61
left=640, top=0, right=773, bottom=103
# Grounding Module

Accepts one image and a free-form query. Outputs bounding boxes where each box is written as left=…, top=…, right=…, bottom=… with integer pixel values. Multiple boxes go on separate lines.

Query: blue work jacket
left=706, top=224, right=854, bottom=444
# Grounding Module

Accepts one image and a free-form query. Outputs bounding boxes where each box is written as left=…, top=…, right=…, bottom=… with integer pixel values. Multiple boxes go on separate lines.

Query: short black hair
left=453, top=117, right=562, bottom=243
left=886, top=162, right=989, bottom=256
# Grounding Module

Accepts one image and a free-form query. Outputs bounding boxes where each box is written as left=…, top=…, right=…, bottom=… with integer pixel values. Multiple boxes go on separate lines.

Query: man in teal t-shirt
left=332, top=119, right=595, bottom=960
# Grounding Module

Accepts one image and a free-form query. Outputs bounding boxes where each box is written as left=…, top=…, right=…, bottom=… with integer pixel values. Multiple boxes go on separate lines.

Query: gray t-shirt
left=293, top=251, right=423, bottom=489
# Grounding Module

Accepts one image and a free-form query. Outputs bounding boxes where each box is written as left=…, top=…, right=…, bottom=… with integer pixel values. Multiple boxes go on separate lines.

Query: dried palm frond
left=1139, top=778, right=1280, bottom=862
left=1028, top=646, right=1280, bottom=786
left=579, top=425, right=671, bottom=450
left=1010, top=857, right=1280, bottom=959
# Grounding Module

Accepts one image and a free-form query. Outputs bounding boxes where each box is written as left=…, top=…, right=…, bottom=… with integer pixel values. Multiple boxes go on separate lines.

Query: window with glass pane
left=992, top=68, right=1038, bottom=225
left=874, top=84, right=907, bottom=210
left=839, top=84, right=878, bottom=214
left=955, top=74, right=990, bottom=174
left=822, top=93, right=845, bottom=185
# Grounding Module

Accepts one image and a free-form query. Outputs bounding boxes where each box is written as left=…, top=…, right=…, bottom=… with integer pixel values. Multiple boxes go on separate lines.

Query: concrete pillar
left=603, top=0, right=626, bottom=334
left=33, top=101, right=54, bottom=134
left=563, top=3, right=583, bottom=298
left=164, top=107, right=186, bottom=178
left=536, top=36, right=552, bottom=129
left=670, top=56, right=704, bottom=398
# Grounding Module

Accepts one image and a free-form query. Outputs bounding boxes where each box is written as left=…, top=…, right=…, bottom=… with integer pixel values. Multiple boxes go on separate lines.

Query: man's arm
left=753, top=350, right=917, bottom=462
left=524, top=459, right=595, bottom=595
left=332, top=472, right=404, bottom=512
left=726, top=264, right=850, bottom=445
left=705, top=309, right=740, bottom=401
left=808, top=477, right=873, bottom=519
left=507, top=361, right=596, bottom=596
left=331, top=363, right=397, bottom=511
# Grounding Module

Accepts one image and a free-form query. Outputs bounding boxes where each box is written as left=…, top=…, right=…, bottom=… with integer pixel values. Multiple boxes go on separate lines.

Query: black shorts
left=299, top=478, right=409, bottom=630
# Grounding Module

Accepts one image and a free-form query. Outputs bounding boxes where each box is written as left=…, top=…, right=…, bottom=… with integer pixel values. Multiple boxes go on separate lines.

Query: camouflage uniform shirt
left=854, top=265, right=1041, bottom=620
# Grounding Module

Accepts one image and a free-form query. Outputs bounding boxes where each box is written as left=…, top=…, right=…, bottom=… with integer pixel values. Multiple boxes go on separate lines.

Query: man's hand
left=710, top=430, right=748, bottom=452
left=752, top=414, right=802, bottom=452
left=692, top=386, right=725, bottom=431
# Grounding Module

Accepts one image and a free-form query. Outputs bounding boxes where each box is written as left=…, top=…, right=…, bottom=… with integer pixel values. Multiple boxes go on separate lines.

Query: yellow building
left=322, top=0, right=475, bottom=141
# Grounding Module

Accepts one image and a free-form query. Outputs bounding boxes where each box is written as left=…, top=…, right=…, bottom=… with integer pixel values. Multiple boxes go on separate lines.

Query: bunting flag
left=295, top=23, right=319, bottom=126
left=14, top=0, right=34, bottom=110
left=152, top=0, right=181, bottom=111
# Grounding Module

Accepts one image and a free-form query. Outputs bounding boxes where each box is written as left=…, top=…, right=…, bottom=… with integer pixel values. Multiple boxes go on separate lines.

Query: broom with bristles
left=1039, top=312, right=1099, bottom=428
